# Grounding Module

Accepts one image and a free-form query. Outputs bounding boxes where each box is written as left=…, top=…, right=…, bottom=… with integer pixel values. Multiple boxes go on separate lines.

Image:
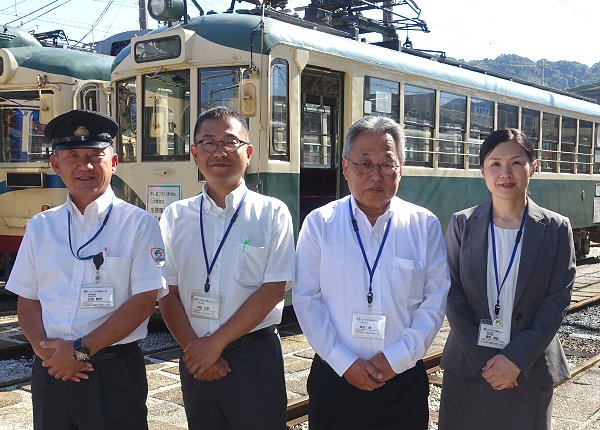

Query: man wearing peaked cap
left=6, top=109, right=167, bottom=429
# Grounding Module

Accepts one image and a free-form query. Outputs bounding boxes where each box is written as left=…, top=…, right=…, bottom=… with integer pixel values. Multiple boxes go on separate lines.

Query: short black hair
left=479, top=128, right=535, bottom=166
left=193, top=106, right=249, bottom=139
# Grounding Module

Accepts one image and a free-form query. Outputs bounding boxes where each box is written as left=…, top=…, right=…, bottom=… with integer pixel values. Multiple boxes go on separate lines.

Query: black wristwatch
left=73, top=338, right=91, bottom=363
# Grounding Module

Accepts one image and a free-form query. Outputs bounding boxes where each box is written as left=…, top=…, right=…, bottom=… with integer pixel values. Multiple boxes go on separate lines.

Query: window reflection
left=0, top=91, right=48, bottom=163
left=439, top=92, right=466, bottom=168
left=404, top=84, right=434, bottom=167
left=364, top=76, right=399, bottom=119
left=142, top=70, right=190, bottom=161
left=270, top=59, right=289, bottom=161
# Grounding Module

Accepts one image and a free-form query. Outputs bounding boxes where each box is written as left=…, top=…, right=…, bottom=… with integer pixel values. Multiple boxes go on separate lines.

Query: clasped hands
left=481, top=354, right=521, bottom=390
left=343, top=352, right=396, bottom=391
left=38, top=339, right=93, bottom=382
left=183, top=336, right=232, bottom=381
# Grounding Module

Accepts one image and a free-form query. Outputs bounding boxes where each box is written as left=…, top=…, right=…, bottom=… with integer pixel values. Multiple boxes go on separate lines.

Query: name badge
left=478, top=319, right=508, bottom=348
left=351, top=312, right=386, bottom=339
left=191, top=291, right=221, bottom=320
left=80, top=285, right=114, bottom=308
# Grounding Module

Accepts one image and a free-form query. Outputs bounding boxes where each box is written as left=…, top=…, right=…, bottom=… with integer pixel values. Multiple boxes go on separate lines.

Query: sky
left=1, top=0, right=598, bottom=66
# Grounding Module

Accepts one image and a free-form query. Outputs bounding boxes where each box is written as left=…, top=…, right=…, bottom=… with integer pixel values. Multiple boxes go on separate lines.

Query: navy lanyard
left=68, top=197, right=113, bottom=270
left=348, top=199, right=392, bottom=305
left=200, top=192, right=247, bottom=293
left=489, top=204, right=527, bottom=316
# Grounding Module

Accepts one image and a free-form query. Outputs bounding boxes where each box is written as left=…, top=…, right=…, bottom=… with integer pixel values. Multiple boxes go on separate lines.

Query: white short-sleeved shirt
left=293, top=195, right=450, bottom=376
left=160, top=182, right=295, bottom=337
left=6, top=187, right=167, bottom=343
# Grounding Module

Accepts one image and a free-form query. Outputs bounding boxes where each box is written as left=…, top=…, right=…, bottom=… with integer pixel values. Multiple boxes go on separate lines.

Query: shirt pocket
left=102, top=256, right=132, bottom=307
left=234, top=243, right=268, bottom=288
left=389, top=257, right=426, bottom=303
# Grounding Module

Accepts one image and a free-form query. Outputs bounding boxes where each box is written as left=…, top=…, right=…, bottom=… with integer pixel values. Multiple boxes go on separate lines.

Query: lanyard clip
left=367, top=292, right=373, bottom=305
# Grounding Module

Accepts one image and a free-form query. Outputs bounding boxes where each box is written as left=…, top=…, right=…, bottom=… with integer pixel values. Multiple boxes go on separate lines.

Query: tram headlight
left=148, top=0, right=185, bottom=22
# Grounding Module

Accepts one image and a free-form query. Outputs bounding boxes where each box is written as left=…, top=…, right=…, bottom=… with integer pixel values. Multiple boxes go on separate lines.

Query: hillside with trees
left=454, top=54, right=600, bottom=91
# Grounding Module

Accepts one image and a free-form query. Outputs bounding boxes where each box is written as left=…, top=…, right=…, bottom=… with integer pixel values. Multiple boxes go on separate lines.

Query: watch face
left=74, top=350, right=90, bottom=362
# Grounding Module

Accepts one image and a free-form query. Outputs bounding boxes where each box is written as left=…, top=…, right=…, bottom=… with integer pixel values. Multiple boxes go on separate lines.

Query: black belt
left=224, top=325, right=276, bottom=350
left=91, top=341, right=140, bottom=363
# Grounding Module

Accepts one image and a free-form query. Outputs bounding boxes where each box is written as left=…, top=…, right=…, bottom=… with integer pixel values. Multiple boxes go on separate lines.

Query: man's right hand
left=193, top=356, right=231, bottom=381
left=342, top=358, right=385, bottom=391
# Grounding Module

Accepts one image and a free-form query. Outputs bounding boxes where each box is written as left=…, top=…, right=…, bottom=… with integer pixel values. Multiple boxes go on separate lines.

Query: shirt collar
left=66, top=186, right=115, bottom=221
left=349, top=194, right=394, bottom=221
left=200, top=181, right=248, bottom=214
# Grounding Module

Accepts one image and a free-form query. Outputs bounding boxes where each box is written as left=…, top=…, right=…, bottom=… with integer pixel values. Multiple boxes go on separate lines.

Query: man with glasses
left=6, top=110, right=166, bottom=429
left=293, top=115, right=450, bottom=429
left=159, top=106, right=295, bottom=430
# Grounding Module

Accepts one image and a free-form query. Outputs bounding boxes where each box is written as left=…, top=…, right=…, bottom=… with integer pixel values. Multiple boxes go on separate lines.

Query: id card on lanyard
left=348, top=199, right=389, bottom=340
left=193, top=192, right=246, bottom=320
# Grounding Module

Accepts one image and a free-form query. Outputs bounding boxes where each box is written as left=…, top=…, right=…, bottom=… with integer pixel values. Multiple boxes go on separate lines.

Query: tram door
left=299, top=67, right=344, bottom=222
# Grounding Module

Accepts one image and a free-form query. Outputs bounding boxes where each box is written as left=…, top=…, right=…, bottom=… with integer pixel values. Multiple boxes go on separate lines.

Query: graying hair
left=342, top=116, right=406, bottom=164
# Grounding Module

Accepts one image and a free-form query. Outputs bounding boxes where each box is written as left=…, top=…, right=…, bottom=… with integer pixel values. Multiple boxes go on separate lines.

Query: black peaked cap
left=45, top=110, right=119, bottom=151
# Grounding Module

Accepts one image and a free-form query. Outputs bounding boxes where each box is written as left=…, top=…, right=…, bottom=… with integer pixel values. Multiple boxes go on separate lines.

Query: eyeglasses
left=347, top=159, right=400, bottom=176
left=195, top=139, right=248, bottom=153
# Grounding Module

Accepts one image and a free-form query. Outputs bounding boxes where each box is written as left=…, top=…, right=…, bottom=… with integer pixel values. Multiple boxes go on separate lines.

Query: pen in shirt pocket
left=242, top=237, right=249, bottom=252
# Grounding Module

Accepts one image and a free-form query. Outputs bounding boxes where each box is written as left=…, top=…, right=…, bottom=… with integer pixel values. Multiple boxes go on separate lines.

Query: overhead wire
left=5, top=0, right=63, bottom=25
left=76, top=0, right=115, bottom=44
left=13, top=0, right=72, bottom=28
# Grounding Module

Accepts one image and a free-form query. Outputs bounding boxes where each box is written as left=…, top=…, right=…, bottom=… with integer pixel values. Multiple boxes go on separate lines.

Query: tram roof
left=0, top=26, right=42, bottom=49
left=5, top=46, right=112, bottom=81
left=114, top=13, right=600, bottom=117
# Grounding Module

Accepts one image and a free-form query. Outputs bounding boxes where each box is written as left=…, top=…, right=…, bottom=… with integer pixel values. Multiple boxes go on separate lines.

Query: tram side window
left=497, top=103, right=518, bottom=129
left=439, top=92, right=466, bottom=169
left=469, top=98, right=494, bottom=168
left=404, top=84, right=434, bottom=167
left=0, top=91, right=47, bottom=162
left=521, top=108, right=540, bottom=161
left=116, top=78, right=137, bottom=163
left=363, top=76, right=399, bottom=119
left=142, top=70, right=190, bottom=161
left=579, top=120, right=593, bottom=174
left=270, top=59, right=289, bottom=161
left=199, top=68, right=240, bottom=113
left=540, top=113, right=559, bottom=172
left=560, top=117, right=576, bottom=173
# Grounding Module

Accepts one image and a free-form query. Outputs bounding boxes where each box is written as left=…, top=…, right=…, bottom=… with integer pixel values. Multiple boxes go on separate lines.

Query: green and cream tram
left=109, top=3, right=600, bottom=259
left=0, top=27, right=112, bottom=280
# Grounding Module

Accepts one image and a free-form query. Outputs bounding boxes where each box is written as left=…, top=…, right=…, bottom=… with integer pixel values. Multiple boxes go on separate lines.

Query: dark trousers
left=179, top=332, right=286, bottom=430
left=31, top=344, right=148, bottom=430
left=308, top=355, right=429, bottom=430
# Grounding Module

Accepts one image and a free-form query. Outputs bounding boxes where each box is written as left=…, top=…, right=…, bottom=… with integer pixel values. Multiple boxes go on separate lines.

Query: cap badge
left=74, top=126, right=90, bottom=137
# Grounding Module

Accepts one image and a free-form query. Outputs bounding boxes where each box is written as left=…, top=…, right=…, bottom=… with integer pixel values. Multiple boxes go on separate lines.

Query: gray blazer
left=441, top=199, right=575, bottom=386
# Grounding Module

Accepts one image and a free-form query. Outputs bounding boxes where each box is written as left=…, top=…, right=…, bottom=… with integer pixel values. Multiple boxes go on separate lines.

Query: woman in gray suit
left=438, top=128, right=575, bottom=430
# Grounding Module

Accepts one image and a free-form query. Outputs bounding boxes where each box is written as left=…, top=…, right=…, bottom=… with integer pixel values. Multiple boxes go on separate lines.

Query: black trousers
left=179, top=332, right=286, bottom=430
left=308, top=355, right=429, bottom=430
left=31, top=344, right=148, bottom=430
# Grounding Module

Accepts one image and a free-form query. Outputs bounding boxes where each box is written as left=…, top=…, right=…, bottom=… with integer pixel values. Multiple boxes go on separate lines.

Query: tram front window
left=142, top=70, right=190, bottom=161
left=0, top=91, right=47, bottom=163
left=199, top=68, right=240, bottom=113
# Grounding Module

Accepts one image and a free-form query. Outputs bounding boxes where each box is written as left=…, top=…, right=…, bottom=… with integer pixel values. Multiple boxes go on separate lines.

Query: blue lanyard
left=489, top=204, right=527, bottom=316
left=200, top=192, right=247, bottom=293
left=348, top=199, right=392, bottom=305
left=68, top=197, right=113, bottom=270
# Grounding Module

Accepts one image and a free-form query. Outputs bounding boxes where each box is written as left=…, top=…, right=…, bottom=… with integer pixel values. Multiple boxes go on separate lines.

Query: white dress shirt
left=160, top=182, right=295, bottom=337
left=6, top=187, right=167, bottom=343
left=293, top=195, right=450, bottom=376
